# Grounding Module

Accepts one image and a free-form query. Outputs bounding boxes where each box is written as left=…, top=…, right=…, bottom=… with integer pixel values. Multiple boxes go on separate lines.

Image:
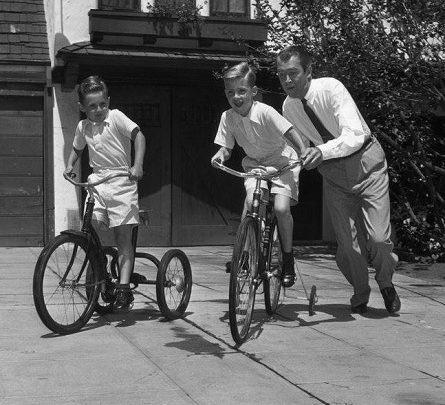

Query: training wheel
left=156, top=249, right=192, bottom=320
left=308, top=285, right=317, bottom=316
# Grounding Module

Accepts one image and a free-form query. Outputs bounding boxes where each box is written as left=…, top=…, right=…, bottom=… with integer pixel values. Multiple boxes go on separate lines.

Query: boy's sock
left=282, top=251, right=296, bottom=287
left=282, top=251, right=293, bottom=263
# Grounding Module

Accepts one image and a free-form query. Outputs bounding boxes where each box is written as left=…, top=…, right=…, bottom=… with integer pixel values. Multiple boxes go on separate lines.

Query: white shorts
left=88, top=170, right=139, bottom=228
left=242, top=151, right=301, bottom=203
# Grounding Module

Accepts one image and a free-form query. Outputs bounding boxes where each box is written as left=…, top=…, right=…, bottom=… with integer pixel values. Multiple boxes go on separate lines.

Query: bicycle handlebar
left=63, top=171, right=130, bottom=188
left=211, top=159, right=300, bottom=180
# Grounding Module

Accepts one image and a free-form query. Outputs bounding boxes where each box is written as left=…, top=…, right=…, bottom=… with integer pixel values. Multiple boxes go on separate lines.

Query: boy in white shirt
left=211, top=62, right=306, bottom=287
left=64, top=76, right=146, bottom=309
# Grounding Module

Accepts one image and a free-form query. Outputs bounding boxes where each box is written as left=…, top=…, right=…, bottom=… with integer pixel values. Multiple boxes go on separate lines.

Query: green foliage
left=147, top=0, right=205, bottom=35
left=254, top=0, right=445, bottom=261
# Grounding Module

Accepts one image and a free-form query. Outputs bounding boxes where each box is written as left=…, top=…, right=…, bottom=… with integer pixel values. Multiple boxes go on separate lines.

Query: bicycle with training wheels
left=212, top=160, right=317, bottom=345
left=33, top=171, right=192, bottom=335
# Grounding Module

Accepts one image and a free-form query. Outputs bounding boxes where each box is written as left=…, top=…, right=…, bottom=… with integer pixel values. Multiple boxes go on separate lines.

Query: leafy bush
left=253, top=0, right=445, bottom=261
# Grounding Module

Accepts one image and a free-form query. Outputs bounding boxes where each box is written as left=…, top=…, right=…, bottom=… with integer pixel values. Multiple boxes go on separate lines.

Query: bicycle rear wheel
left=264, top=218, right=283, bottom=315
left=33, top=234, right=101, bottom=335
left=229, top=216, right=259, bottom=345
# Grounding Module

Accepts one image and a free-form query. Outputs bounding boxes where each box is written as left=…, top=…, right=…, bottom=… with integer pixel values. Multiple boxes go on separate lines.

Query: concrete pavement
left=1, top=245, right=445, bottom=404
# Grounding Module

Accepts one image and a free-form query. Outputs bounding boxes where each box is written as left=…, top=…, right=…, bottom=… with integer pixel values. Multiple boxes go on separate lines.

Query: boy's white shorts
left=88, top=170, right=139, bottom=228
left=242, top=153, right=301, bottom=204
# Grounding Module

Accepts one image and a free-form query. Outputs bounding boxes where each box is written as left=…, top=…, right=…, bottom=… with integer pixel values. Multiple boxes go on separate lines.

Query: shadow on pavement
left=275, top=303, right=397, bottom=326
left=164, top=325, right=228, bottom=358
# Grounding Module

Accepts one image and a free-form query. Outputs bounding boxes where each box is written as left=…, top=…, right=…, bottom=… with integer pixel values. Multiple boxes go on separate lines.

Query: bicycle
left=33, top=171, right=192, bottom=335
left=212, top=160, right=317, bottom=344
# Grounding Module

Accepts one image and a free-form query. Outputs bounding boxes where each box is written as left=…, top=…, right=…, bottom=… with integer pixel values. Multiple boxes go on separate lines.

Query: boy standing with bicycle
left=211, top=62, right=306, bottom=287
left=64, top=75, right=146, bottom=309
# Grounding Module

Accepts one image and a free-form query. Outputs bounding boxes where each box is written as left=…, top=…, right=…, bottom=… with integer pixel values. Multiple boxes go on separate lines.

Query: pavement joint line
left=278, top=305, right=445, bottom=385
left=171, top=313, right=330, bottom=404
left=191, top=282, right=220, bottom=291
left=104, top=317, right=200, bottom=405
left=394, top=283, right=445, bottom=306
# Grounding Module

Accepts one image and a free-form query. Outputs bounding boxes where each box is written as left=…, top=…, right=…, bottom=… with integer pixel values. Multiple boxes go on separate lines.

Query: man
left=276, top=45, right=400, bottom=314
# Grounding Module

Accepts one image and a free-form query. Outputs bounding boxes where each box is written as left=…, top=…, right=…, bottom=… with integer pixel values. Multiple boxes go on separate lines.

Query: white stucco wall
left=44, top=0, right=96, bottom=234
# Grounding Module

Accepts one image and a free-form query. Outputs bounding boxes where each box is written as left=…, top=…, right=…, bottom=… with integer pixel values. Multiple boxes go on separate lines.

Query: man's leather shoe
left=351, top=302, right=368, bottom=314
left=381, top=285, right=401, bottom=313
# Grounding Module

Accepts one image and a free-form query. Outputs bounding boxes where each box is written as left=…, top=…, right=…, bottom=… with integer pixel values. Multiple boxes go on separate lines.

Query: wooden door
left=0, top=99, right=44, bottom=246
left=171, top=86, right=244, bottom=245
left=96, top=85, right=172, bottom=246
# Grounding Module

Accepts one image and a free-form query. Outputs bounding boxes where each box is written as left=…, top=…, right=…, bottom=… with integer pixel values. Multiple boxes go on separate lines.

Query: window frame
left=98, top=0, right=141, bottom=11
left=209, top=0, right=250, bottom=18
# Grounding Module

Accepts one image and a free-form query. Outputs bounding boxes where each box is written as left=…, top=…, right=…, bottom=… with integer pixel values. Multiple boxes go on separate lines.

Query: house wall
left=42, top=0, right=333, bottom=242
left=42, top=0, right=275, bottom=236
left=44, top=0, right=96, bottom=234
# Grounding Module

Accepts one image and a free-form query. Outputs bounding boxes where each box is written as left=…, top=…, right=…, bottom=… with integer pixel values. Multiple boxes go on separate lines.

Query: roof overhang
left=54, top=41, right=248, bottom=90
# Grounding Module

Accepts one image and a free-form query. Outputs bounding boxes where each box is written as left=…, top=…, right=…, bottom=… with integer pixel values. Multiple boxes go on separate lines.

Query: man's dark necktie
left=301, top=98, right=334, bottom=143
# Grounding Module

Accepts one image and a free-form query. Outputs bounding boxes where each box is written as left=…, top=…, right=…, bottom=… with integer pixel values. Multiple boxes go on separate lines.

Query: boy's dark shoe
left=380, top=285, right=401, bottom=313
left=113, top=284, right=134, bottom=310
left=130, top=272, right=148, bottom=287
left=281, top=253, right=296, bottom=288
left=351, top=302, right=368, bottom=314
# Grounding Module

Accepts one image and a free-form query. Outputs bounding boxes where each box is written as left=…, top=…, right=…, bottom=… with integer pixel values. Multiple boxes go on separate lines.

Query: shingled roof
left=0, top=0, right=49, bottom=63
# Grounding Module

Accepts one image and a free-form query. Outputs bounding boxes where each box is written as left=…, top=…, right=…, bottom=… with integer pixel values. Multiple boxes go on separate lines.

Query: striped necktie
left=301, top=98, right=334, bottom=143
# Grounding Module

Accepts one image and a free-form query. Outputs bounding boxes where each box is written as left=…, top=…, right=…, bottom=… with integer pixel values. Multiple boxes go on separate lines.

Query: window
left=154, top=0, right=195, bottom=7
left=210, top=0, right=249, bottom=17
left=98, top=0, right=140, bottom=11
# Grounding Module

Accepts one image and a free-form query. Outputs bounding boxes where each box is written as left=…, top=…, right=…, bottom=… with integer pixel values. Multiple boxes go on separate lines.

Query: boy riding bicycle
left=211, top=62, right=307, bottom=287
left=64, top=75, right=146, bottom=309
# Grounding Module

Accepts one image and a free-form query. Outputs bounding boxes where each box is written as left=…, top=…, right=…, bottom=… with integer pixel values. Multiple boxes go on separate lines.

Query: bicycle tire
left=264, top=218, right=283, bottom=315
left=229, top=216, right=259, bottom=345
left=33, top=234, right=100, bottom=335
left=156, top=249, right=192, bottom=320
left=92, top=246, right=118, bottom=315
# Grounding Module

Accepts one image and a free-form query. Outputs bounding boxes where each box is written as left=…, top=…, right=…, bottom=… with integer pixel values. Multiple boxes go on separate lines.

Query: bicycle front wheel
left=33, top=234, right=101, bottom=335
left=229, top=216, right=259, bottom=345
left=264, top=218, right=283, bottom=315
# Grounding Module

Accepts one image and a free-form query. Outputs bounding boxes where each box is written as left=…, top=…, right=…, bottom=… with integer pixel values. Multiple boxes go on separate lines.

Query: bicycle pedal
left=130, top=272, right=148, bottom=287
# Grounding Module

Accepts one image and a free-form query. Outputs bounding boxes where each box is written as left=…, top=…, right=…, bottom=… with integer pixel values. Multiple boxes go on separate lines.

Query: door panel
left=171, top=86, right=244, bottom=245
left=97, top=85, right=171, bottom=246
left=0, top=109, right=44, bottom=246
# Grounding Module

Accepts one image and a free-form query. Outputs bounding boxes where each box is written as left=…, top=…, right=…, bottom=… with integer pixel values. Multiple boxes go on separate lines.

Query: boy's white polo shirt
left=73, top=109, right=139, bottom=171
left=214, top=101, right=293, bottom=161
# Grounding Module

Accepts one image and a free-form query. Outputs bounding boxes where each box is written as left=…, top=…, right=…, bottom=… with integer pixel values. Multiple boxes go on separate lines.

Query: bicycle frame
left=61, top=171, right=130, bottom=288
left=212, top=159, right=300, bottom=282
left=247, top=177, right=276, bottom=288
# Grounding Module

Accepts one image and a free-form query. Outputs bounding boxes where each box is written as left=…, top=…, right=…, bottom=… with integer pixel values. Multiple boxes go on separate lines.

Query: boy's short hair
left=223, top=62, right=256, bottom=87
left=78, top=75, right=108, bottom=104
left=277, top=46, right=313, bottom=72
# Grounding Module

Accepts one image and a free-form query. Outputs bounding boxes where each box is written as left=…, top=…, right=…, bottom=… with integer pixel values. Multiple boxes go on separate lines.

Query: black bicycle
left=33, top=171, right=192, bottom=335
left=213, top=160, right=317, bottom=344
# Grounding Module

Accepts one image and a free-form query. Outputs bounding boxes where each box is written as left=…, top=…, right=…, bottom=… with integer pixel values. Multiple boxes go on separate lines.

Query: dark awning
left=54, top=41, right=249, bottom=89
